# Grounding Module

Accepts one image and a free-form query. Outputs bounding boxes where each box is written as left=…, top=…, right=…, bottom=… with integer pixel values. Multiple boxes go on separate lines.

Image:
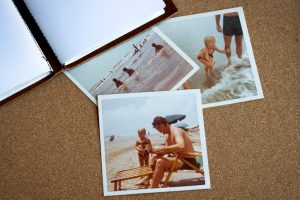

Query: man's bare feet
left=226, top=59, right=231, bottom=67
left=135, top=177, right=150, bottom=186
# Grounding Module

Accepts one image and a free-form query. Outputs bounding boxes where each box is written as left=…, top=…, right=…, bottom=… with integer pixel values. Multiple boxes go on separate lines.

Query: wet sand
left=103, top=130, right=204, bottom=192
left=184, top=57, right=258, bottom=104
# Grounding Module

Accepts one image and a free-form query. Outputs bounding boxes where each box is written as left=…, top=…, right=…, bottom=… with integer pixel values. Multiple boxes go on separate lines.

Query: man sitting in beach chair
left=140, top=116, right=203, bottom=188
left=111, top=116, right=203, bottom=190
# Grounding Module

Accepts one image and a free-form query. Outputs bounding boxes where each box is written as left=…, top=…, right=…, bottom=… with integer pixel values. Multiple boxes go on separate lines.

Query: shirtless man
left=145, top=116, right=195, bottom=188
left=215, top=12, right=243, bottom=65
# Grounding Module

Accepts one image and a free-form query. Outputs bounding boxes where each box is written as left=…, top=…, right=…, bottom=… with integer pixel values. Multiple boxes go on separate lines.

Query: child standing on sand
left=135, top=128, right=152, bottom=167
left=197, top=36, right=226, bottom=75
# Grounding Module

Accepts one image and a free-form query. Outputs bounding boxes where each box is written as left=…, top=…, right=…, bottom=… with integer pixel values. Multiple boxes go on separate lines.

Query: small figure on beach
left=133, top=44, right=140, bottom=53
left=151, top=43, right=164, bottom=53
left=143, top=38, right=147, bottom=45
left=135, top=128, right=152, bottom=167
left=112, top=78, right=124, bottom=88
left=197, top=36, right=226, bottom=75
left=215, top=12, right=244, bottom=65
left=122, top=67, right=135, bottom=77
left=109, top=135, right=114, bottom=142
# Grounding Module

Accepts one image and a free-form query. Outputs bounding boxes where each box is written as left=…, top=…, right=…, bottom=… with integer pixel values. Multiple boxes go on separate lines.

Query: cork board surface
left=0, top=0, right=299, bottom=199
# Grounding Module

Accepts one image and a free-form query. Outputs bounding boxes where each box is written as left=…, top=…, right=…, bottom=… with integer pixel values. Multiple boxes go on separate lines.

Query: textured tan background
left=0, top=0, right=299, bottom=199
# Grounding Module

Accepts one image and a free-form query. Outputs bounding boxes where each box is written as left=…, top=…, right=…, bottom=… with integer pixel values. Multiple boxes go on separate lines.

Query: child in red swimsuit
left=197, top=36, right=226, bottom=75
left=135, top=128, right=151, bottom=167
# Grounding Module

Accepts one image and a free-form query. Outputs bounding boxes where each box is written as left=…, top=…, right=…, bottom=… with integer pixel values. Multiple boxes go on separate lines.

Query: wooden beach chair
left=111, top=152, right=204, bottom=191
left=111, top=166, right=153, bottom=191
left=162, top=151, right=204, bottom=187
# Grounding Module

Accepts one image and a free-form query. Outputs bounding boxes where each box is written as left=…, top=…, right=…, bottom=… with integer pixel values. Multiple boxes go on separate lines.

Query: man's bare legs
left=224, top=36, right=232, bottom=66
left=150, top=154, right=158, bottom=170
left=235, top=35, right=243, bottom=58
left=142, top=154, right=182, bottom=188
left=150, top=156, right=182, bottom=188
left=225, top=35, right=243, bottom=65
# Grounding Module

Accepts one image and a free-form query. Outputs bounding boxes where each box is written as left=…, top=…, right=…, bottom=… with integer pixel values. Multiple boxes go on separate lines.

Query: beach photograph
left=157, top=7, right=264, bottom=108
left=98, top=90, right=210, bottom=196
left=64, top=29, right=199, bottom=103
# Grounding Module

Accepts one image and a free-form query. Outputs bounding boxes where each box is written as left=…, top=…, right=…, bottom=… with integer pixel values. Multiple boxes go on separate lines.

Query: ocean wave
left=202, top=57, right=257, bottom=104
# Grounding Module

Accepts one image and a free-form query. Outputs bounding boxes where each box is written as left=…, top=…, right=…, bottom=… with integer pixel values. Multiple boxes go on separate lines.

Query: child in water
left=122, top=67, right=135, bottom=77
left=197, top=36, right=226, bottom=75
left=135, top=128, right=151, bottom=167
left=112, top=78, right=123, bottom=88
left=152, top=43, right=164, bottom=53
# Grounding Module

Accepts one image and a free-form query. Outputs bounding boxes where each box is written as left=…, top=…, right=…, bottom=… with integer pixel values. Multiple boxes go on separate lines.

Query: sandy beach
left=103, top=129, right=205, bottom=192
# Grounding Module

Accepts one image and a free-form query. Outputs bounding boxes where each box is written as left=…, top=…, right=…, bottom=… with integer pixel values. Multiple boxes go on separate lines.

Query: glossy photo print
left=64, top=29, right=199, bottom=104
left=157, top=7, right=264, bottom=108
left=98, top=90, right=210, bottom=196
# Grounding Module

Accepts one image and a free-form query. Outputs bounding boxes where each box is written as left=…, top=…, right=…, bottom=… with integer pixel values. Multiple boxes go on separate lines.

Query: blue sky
left=100, top=93, right=201, bottom=137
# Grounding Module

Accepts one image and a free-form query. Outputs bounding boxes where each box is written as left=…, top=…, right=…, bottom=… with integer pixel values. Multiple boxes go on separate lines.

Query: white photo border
left=64, top=28, right=201, bottom=105
left=156, top=7, right=264, bottom=109
left=98, top=89, right=211, bottom=196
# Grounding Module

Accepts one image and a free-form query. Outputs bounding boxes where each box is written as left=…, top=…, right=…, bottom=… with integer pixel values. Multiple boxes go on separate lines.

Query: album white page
left=24, top=0, right=166, bottom=64
left=0, top=0, right=52, bottom=101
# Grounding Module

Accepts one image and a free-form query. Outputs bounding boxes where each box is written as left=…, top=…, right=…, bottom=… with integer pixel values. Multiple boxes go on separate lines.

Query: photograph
left=98, top=90, right=210, bottom=196
left=64, top=29, right=199, bottom=103
left=157, top=7, right=264, bottom=108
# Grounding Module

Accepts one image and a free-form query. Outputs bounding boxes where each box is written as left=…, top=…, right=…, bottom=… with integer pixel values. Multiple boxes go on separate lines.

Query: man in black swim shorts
left=215, top=12, right=243, bottom=65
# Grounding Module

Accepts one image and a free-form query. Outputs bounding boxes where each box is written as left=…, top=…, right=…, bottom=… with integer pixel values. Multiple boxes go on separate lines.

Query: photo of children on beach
left=157, top=7, right=264, bottom=107
left=64, top=29, right=199, bottom=103
left=98, top=90, right=210, bottom=196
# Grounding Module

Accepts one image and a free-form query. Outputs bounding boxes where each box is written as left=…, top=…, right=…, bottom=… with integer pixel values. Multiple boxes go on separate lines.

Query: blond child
left=197, top=36, right=226, bottom=75
left=135, top=128, right=152, bottom=167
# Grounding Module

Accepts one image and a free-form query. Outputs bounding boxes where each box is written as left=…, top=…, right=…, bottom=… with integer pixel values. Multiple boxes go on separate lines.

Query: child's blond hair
left=204, top=36, right=216, bottom=46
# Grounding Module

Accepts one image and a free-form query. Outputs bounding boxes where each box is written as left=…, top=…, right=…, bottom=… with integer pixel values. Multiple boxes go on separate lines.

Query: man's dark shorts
left=223, top=16, right=243, bottom=36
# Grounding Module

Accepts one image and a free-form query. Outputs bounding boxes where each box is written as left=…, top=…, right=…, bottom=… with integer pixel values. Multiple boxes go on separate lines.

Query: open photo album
left=0, top=0, right=177, bottom=105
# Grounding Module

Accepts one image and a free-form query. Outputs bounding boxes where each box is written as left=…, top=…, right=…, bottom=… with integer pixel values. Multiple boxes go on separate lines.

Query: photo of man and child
left=157, top=8, right=263, bottom=107
left=98, top=90, right=210, bottom=196
left=197, top=12, right=244, bottom=75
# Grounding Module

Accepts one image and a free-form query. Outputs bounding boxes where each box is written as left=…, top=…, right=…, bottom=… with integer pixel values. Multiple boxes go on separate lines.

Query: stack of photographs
left=64, top=7, right=263, bottom=196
